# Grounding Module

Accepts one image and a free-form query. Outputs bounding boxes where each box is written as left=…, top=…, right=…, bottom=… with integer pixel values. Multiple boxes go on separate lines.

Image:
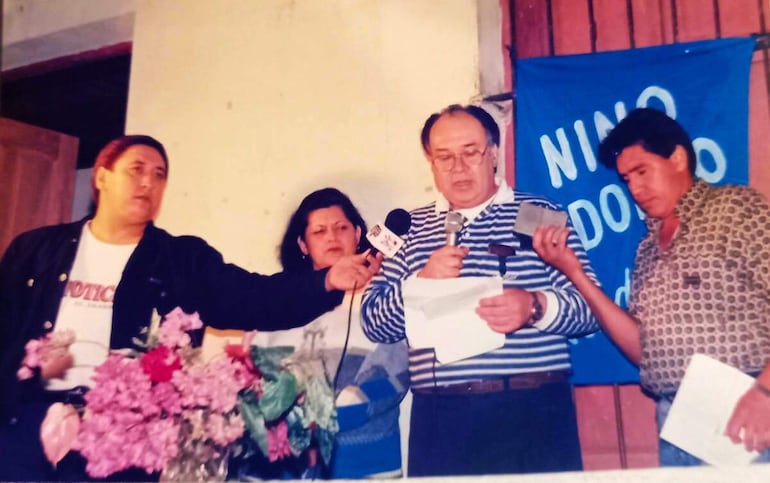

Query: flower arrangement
left=27, top=308, right=338, bottom=480
left=73, top=308, right=250, bottom=479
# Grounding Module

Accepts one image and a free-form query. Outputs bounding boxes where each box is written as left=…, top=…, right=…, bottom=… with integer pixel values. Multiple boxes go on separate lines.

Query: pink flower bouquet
left=26, top=307, right=338, bottom=480
left=73, top=308, right=253, bottom=478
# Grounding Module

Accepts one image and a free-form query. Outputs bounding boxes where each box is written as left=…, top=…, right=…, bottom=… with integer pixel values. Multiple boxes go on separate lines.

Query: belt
left=413, top=371, right=568, bottom=395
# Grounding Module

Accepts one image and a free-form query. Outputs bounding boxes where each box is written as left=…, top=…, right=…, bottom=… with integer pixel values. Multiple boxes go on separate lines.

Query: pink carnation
left=141, top=346, right=182, bottom=383
left=158, top=308, right=203, bottom=348
left=266, top=421, right=293, bottom=462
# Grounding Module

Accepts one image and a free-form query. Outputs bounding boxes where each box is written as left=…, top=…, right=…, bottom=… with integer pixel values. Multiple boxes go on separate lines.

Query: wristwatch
left=528, top=292, right=544, bottom=325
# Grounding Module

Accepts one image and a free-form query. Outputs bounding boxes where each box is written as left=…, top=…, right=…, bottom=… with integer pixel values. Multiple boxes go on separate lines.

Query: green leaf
left=316, top=427, right=336, bottom=466
left=250, top=345, right=294, bottom=379
left=259, top=372, right=298, bottom=421
left=285, top=407, right=311, bottom=456
left=239, top=399, right=268, bottom=457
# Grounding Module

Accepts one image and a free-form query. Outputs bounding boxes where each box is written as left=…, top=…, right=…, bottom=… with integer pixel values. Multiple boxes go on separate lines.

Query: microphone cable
left=332, top=280, right=357, bottom=397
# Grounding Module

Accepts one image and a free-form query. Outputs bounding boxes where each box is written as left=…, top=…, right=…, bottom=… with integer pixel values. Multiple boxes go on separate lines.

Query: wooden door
left=0, top=117, right=79, bottom=254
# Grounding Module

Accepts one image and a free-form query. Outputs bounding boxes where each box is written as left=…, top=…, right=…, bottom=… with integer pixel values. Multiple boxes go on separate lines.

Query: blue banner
left=515, top=37, right=755, bottom=384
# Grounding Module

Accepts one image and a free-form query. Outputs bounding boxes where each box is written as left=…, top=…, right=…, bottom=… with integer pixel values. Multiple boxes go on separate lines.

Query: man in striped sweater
left=361, top=104, right=599, bottom=476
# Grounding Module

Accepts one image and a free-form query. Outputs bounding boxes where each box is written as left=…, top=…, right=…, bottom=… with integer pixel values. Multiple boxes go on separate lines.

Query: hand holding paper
left=725, top=381, right=770, bottom=452
left=476, top=288, right=537, bottom=333
left=660, top=354, right=763, bottom=465
left=403, top=277, right=505, bottom=364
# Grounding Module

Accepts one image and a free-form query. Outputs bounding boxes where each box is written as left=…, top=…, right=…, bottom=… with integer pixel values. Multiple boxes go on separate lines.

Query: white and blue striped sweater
left=361, top=189, right=599, bottom=390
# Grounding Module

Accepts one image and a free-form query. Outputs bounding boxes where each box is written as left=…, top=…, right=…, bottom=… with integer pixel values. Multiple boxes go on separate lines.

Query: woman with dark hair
left=248, top=188, right=408, bottom=479
left=279, top=188, right=371, bottom=273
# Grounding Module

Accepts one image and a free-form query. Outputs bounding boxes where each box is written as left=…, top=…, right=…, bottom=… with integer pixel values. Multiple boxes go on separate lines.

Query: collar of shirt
left=644, top=178, right=709, bottom=235
left=433, top=176, right=514, bottom=224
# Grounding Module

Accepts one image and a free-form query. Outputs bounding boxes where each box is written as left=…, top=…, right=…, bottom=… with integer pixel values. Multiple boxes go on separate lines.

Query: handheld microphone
left=444, top=211, right=465, bottom=246
left=366, top=208, right=412, bottom=258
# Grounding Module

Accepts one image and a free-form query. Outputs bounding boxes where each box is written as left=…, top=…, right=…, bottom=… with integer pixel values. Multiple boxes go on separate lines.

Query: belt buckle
left=475, top=379, right=504, bottom=393
left=506, top=373, right=539, bottom=389
left=506, top=371, right=564, bottom=389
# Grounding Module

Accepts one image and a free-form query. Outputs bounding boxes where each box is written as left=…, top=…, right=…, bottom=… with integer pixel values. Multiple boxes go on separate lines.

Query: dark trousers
left=0, top=400, right=155, bottom=481
left=408, top=382, right=583, bottom=476
left=0, top=401, right=59, bottom=481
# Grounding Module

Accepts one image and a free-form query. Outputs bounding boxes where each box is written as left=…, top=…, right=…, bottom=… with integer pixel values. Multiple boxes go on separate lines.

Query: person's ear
left=297, top=236, right=309, bottom=256
left=487, top=145, right=499, bottom=172
left=355, top=226, right=362, bottom=246
left=95, top=166, right=109, bottom=192
left=671, top=145, right=689, bottom=173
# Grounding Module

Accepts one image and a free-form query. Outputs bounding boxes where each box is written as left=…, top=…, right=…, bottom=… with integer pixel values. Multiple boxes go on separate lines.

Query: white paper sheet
left=402, top=276, right=505, bottom=364
left=659, top=353, right=760, bottom=466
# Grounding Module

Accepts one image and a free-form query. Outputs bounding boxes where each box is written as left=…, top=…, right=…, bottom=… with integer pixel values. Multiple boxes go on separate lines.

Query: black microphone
left=366, top=208, right=412, bottom=258
left=444, top=211, right=465, bottom=246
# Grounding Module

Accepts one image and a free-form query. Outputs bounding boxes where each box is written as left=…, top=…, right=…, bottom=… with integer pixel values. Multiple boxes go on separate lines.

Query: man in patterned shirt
left=361, top=104, right=598, bottom=476
left=534, top=107, right=770, bottom=465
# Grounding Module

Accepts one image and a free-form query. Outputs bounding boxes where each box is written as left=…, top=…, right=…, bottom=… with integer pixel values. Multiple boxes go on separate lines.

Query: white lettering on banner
left=693, top=137, right=727, bottom=183
left=568, top=185, right=644, bottom=251
left=594, top=107, right=621, bottom=142
left=541, top=86, right=680, bottom=189
left=614, top=268, right=631, bottom=307
left=568, top=199, right=603, bottom=250
left=575, top=120, right=598, bottom=172
left=636, top=86, right=677, bottom=117
left=540, top=129, right=578, bottom=188
left=538, top=84, right=728, bottom=257
left=599, top=184, right=632, bottom=233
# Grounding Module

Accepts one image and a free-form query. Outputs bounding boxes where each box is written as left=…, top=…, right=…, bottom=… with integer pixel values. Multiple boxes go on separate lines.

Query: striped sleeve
left=361, top=240, right=410, bottom=343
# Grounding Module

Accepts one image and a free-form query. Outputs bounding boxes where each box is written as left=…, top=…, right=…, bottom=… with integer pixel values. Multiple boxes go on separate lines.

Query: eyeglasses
left=430, top=145, right=490, bottom=172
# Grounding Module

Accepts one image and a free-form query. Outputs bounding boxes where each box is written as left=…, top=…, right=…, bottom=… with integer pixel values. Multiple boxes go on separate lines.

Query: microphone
left=444, top=211, right=465, bottom=246
left=366, top=208, right=412, bottom=258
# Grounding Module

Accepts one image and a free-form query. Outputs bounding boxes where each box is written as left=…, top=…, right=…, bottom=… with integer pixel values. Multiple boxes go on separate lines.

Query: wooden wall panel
left=500, top=0, right=516, bottom=188
left=749, top=52, right=770, bottom=199
left=718, top=0, right=761, bottom=36
left=574, top=386, right=622, bottom=470
left=763, top=0, right=770, bottom=33
left=551, top=0, right=592, bottom=54
left=594, top=0, right=632, bottom=52
left=758, top=0, right=770, bottom=198
left=513, top=0, right=551, bottom=58
left=618, top=385, right=659, bottom=468
left=575, top=384, right=657, bottom=470
left=674, top=0, right=718, bottom=41
left=630, top=0, right=670, bottom=47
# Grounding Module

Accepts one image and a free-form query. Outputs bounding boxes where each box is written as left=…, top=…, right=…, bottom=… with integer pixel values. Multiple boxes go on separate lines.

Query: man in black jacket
left=0, top=134, right=381, bottom=480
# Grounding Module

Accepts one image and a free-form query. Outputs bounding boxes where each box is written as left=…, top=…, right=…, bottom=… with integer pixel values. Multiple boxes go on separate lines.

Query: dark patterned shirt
left=629, top=180, right=770, bottom=396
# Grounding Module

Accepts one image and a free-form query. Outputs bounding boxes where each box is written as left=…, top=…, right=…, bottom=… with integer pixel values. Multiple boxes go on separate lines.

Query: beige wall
left=126, top=0, right=480, bottom=273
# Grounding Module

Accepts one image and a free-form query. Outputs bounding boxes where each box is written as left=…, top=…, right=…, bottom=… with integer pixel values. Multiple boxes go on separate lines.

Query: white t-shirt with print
left=46, top=223, right=137, bottom=390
